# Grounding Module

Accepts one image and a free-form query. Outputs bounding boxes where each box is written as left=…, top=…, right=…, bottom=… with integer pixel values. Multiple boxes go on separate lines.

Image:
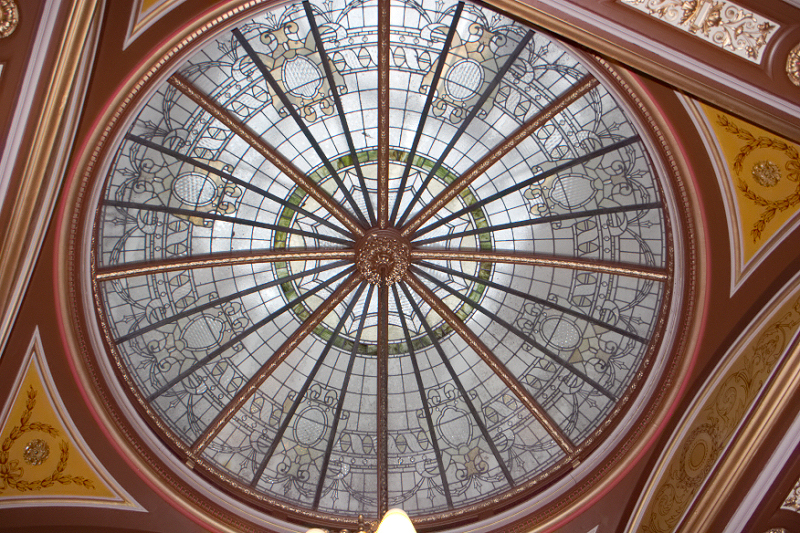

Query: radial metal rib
left=113, top=260, right=350, bottom=344
left=124, top=133, right=353, bottom=239
left=412, top=202, right=664, bottom=258
left=168, top=73, right=365, bottom=237
left=411, top=136, right=641, bottom=239
left=410, top=248, right=667, bottom=281
left=399, top=281, right=516, bottom=485
left=250, top=282, right=369, bottom=488
left=392, top=285, right=453, bottom=508
left=303, top=1, right=376, bottom=225
left=191, top=270, right=363, bottom=453
left=313, top=284, right=375, bottom=509
left=231, top=29, right=369, bottom=227
left=390, top=2, right=464, bottom=225
left=377, top=0, right=390, bottom=229
left=401, top=76, right=600, bottom=237
left=395, top=30, right=534, bottom=227
left=403, top=271, right=575, bottom=454
left=412, top=266, right=616, bottom=401
left=376, top=280, right=389, bottom=517
left=103, top=199, right=351, bottom=246
left=96, top=248, right=354, bottom=281
left=418, top=260, right=647, bottom=343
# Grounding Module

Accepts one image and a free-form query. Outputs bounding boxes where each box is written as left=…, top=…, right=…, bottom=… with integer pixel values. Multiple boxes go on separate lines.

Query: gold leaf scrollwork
left=788, top=43, right=800, bottom=88
left=716, top=114, right=800, bottom=242
left=780, top=475, right=800, bottom=513
left=0, top=0, right=18, bottom=39
left=640, top=298, right=800, bottom=533
left=619, top=0, right=779, bottom=63
left=0, top=386, right=95, bottom=493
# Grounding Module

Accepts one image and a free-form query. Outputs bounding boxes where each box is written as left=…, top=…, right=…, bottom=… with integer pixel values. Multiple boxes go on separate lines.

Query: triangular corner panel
left=695, top=101, right=800, bottom=291
left=0, top=328, right=144, bottom=510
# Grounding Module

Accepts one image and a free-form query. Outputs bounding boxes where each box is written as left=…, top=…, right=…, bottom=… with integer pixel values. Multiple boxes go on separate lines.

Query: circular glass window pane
left=91, top=0, right=675, bottom=524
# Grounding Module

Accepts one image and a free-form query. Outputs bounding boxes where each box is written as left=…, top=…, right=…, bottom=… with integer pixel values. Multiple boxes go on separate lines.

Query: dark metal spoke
left=96, top=249, right=353, bottom=282
left=389, top=2, right=464, bottom=225
left=412, top=136, right=641, bottom=239
left=115, top=260, right=350, bottom=344
left=413, top=202, right=663, bottom=247
left=418, top=261, right=647, bottom=343
left=125, top=133, right=353, bottom=239
left=401, top=75, right=599, bottom=238
left=398, top=281, right=516, bottom=486
left=250, top=282, right=369, bottom=487
left=377, top=0, right=390, bottom=230
left=193, top=271, right=362, bottom=454
left=312, top=284, right=375, bottom=509
left=232, top=28, right=369, bottom=226
left=395, top=31, right=534, bottom=227
left=147, top=266, right=355, bottom=402
left=412, top=266, right=616, bottom=401
left=404, top=272, right=574, bottom=454
left=412, top=248, right=667, bottom=282
left=392, top=285, right=453, bottom=508
left=303, top=1, right=375, bottom=225
left=104, top=199, right=351, bottom=246
left=168, top=73, right=365, bottom=237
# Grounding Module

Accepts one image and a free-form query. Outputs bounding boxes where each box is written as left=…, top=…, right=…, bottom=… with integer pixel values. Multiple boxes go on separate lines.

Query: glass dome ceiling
left=91, top=0, right=673, bottom=526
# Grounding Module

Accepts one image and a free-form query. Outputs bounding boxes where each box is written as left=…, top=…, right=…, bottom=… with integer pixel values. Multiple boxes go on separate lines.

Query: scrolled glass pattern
left=92, top=0, right=674, bottom=523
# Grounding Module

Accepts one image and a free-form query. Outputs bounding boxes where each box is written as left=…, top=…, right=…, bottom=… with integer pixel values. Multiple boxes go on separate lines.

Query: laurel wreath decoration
left=0, top=386, right=94, bottom=492
left=717, top=114, right=800, bottom=242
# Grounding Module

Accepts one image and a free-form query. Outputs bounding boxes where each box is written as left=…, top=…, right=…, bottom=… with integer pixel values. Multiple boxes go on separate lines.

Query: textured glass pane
left=92, top=0, right=676, bottom=522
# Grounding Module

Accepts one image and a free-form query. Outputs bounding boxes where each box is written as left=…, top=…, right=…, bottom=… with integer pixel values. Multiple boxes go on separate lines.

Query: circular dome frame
left=57, top=1, right=703, bottom=532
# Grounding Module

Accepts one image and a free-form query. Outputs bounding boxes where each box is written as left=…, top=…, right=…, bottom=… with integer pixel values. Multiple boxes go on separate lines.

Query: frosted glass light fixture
left=306, top=509, right=416, bottom=533
left=375, top=509, right=416, bottom=533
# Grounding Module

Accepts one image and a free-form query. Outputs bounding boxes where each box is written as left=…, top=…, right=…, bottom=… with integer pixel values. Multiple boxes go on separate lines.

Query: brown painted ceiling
left=1, top=1, right=800, bottom=532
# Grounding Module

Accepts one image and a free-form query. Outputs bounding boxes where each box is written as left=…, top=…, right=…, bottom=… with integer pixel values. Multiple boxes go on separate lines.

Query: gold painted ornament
left=0, top=0, right=18, bottom=39
left=788, top=43, right=800, bottom=87
left=22, top=439, right=50, bottom=466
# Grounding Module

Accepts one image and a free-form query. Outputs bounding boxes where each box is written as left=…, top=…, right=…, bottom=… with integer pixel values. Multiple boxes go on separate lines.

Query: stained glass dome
left=88, top=0, right=678, bottom=528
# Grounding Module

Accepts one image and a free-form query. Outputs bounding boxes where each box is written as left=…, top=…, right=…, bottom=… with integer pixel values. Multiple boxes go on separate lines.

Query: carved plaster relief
left=619, top=0, right=778, bottom=63
left=0, top=0, right=18, bottom=38
left=788, top=43, right=800, bottom=87
left=627, top=276, right=800, bottom=532
left=780, top=476, right=800, bottom=513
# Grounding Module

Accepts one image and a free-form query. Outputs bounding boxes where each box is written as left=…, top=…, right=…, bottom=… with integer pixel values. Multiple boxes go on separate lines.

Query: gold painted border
left=0, top=0, right=101, bottom=353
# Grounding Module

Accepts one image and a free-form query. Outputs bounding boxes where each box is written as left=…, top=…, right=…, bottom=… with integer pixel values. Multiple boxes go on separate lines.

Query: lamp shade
left=375, top=509, right=416, bottom=533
